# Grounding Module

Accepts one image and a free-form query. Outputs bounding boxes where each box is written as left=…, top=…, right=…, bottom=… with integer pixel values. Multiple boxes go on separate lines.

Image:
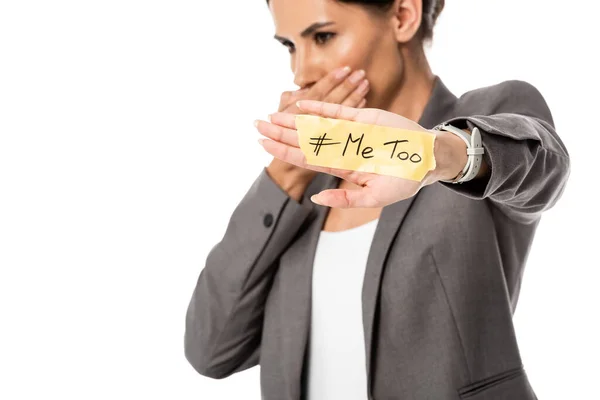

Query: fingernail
left=254, top=120, right=259, bottom=127
left=310, top=195, right=322, bottom=205
left=335, top=66, right=351, bottom=79
left=258, top=138, right=264, bottom=146
left=296, top=101, right=302, bottom=109
left=267, top=114, right=272, bottom=122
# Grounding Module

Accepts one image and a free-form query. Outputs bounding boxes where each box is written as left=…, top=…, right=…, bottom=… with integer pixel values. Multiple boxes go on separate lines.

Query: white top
left=305, top=218, right=380, bottom=400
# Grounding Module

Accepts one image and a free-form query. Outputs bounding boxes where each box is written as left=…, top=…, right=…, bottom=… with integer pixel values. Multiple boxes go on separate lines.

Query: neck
left=382, top=45, right=436, bottom=123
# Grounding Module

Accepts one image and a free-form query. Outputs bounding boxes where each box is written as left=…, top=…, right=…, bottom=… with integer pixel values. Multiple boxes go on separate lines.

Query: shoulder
left=460, top=80, right=543, bottom=101
left=456, top=80, right=553, bottom=122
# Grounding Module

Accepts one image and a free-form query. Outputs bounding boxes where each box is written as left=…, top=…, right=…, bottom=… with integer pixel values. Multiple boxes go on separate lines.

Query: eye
left=314, top=32, right=335, bottom=45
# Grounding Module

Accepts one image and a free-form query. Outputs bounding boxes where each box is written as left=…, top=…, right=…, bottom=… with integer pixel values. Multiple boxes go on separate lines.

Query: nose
left=292, top=47, right=322, bottom=90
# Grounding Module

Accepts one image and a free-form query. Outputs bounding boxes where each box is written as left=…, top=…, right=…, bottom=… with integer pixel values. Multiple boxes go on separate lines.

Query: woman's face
left=269, top=0, right=404, bottom=109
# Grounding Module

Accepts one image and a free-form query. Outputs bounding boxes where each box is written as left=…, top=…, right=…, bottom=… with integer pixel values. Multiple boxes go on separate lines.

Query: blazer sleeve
left=438, top=80, right=571, bottom=224
left=184, top=167, right=314, bottom=379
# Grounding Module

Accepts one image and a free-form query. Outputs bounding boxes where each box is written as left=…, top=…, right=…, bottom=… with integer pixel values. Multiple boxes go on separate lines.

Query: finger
left=287, top=88, right=309, bottom=101
left=258, top=138, right=309, bottom=169
left=278, top=91, right=292, bottom=110
left=258, top=138, right=358, bottom=181
left=279, top=89, right=308, bottom=112
left=255, top=119, right=299, bottom=147
left=340, top=79, right=369, bottom=107
left=296, top=100, right=361, bottom=121
left=280, top=91, right=292, bottom=102
left=308, top=66, right=352, bottom=100
left=294, top=87, right=310, bottom=96
left=356, top=98, right=367, bottom=108
left=324, top=69, right=366, bottom=104
left=311, top=188, right=379, bottom=208
left=267, top=111, right=298, bottom=130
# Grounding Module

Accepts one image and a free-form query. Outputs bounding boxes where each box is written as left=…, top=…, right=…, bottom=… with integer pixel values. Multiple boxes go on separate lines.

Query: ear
left=390, top=0, right=422, bottom=44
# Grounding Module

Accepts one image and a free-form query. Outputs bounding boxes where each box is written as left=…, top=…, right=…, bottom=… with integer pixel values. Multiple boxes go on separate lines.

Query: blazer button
left=263, top=213, right=274, bottom=227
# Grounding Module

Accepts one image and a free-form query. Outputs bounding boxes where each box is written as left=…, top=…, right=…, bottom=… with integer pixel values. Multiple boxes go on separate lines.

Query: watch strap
left=433, top=123, right=484, bottom=184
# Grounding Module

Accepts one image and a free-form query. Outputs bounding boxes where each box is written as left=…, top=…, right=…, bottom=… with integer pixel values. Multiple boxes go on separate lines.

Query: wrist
left=266, top=163, right=310, bottom=202
left=432, top=130, right=468, bottom=182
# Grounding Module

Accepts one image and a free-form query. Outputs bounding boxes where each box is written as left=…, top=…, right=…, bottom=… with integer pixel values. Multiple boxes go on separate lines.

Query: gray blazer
left=184, top=77, right=570, bottom=399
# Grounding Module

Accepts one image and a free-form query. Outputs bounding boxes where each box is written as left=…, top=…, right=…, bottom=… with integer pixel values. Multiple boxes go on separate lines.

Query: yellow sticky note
left=295, top=115, right=436, bottom=181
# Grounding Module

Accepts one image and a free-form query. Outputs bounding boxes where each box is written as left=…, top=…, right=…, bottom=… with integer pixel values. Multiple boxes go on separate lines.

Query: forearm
left=435, top=114, right=569, bottom=223
left=184, top=167, right=314, bottom=378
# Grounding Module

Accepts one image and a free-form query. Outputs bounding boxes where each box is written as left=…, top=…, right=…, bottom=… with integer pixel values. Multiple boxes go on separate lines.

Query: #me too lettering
left=309, top=132, right=423, bottom=164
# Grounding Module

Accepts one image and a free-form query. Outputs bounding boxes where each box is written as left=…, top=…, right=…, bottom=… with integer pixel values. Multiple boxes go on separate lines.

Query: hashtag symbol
left=309, top=133, right=341, bottom=156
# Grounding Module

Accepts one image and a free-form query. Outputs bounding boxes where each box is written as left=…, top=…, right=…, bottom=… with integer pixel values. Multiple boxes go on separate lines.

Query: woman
left=184, top=0, right=570, bottom=399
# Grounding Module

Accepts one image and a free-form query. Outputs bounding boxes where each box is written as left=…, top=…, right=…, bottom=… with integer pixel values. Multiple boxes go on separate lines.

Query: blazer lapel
left=361, top=76, right=459, bottom=398
left=362, top=195, right=419, bottom=398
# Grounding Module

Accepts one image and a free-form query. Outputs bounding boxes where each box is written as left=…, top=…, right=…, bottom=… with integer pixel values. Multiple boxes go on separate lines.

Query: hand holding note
left=255, top=100, right=466, bottom=208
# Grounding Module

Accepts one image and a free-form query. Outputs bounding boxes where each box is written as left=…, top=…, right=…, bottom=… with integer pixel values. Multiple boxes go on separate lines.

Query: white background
left=1, top=0, right=598, bottom=399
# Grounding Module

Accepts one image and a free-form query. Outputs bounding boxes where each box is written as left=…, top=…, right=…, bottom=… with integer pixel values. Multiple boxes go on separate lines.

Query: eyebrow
left=274, top=21, right=335, bottom=43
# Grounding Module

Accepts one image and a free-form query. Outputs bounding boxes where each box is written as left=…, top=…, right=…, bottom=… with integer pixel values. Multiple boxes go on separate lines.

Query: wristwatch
left=432, top=123, right=485, bottom=184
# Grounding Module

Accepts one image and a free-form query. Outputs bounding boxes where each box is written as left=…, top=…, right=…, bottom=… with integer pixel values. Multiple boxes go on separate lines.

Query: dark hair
left=266, top=0, right=445, bottom=42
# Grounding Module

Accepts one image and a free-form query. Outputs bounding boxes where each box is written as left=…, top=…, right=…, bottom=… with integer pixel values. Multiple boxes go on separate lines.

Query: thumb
left=311, top=188, right=377, bottom=208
